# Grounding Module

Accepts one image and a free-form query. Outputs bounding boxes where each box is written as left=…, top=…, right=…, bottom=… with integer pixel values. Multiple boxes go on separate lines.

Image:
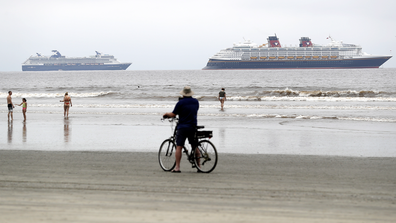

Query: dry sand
left=0, top=150, right=395, bottom=222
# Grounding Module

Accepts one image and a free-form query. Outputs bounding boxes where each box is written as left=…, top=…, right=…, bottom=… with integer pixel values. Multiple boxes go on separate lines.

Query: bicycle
left=158, top=117, right=218, bottom=173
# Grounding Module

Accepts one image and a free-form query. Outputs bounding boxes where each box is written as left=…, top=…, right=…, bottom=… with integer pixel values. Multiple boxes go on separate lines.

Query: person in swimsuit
left=7, top=91, right=14, bottom=121
left=18, top=98, right=27, bottom=122
left=60, top=92, right=72, bottom=117
left=218, top=88, right=226, bottom=111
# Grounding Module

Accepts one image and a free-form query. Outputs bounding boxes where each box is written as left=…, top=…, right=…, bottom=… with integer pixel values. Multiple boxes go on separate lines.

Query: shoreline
left=2, top=112, right=396, bottom=157
left=1, top=150, right=395, bottom=222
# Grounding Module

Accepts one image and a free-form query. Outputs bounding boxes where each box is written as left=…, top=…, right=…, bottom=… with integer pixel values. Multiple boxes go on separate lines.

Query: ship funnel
left=267, top=36, right=281, bottom=47
left=299, top=37, right=313, bottom=47
left=50, top=50, right=62, bottom=58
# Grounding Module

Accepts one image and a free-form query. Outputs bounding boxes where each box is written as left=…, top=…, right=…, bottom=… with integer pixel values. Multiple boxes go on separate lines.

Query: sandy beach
left=1, top=92, right=396, bottom=223
left=1, top=150, right=395, bottom=222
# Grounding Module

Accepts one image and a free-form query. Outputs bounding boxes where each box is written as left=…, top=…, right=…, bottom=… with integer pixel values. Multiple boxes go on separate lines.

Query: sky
left=1, top=0, right=395, bottom=71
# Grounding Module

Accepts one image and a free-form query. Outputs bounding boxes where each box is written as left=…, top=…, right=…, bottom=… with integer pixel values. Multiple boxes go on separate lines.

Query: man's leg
left=174, top=146, right=183, bottom=171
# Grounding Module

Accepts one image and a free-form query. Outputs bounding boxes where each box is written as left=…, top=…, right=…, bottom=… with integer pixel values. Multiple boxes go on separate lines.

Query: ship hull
left=203, top=57, right=391, bottom=70
left=22, top=63, right=131, bottom=71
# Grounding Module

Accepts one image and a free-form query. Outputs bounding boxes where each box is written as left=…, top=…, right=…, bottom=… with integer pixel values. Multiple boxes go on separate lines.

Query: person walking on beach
left=163, top=86, right=199, bottom=173
left=218, top=88, right=226, bottom=111
left=17, top=98, right=27, bottom=122
left=60, top=92, right=72, bottom=117
left=7, top=91, right=15, bottom=121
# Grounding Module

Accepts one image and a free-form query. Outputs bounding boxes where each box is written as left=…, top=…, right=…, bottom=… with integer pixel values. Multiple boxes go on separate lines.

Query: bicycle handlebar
left=161, top=116, right=178, bottom=122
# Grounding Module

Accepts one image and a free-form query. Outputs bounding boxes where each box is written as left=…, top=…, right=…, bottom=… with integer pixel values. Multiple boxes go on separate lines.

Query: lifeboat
left=269, top=56, right=276, bottom=59
left=296, top=56, right=303, bottom=59
left=278, top=56, right=285, bottom=59
left=287, top=56, right=294, bottom=59
left=260, top=56, right=267, bottom=59
left=322, top=56, right=328, bottom=59
left=312, top=56, right=319, bottom=59
left=331, top=56, right=338, bottom=59
left=250, top=57, right=258, bottom=59
left=305, top=56, right=311, bottom=59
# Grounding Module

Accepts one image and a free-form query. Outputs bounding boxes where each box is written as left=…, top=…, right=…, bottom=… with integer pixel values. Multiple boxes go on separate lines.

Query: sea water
left=1, top=69, right=396, bottom=156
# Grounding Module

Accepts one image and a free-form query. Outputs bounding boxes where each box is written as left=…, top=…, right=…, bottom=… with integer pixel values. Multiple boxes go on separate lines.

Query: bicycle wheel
left=158, top=139, right=176, bottom=171
left=194, top=140, right=218, bottom=173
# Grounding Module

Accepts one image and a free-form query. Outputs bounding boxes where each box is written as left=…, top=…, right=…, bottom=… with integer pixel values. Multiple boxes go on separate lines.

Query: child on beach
left=18, top=98, right=27, bottom=122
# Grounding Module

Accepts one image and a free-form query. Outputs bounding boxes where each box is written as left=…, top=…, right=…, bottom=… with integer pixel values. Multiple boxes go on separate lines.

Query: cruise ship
left=203, top=36, right=392, bottom=69
left=22, top=50, right=132, bottom=71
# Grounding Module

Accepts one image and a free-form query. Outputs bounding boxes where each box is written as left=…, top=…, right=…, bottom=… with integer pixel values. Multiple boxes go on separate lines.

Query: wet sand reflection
left=64, top=118, right=70, bottom=143
left=8, top=121, right=13, bottom=144
left=218, top=128, right=225, bottom=147
left=23, top=123, right=27, bottom=143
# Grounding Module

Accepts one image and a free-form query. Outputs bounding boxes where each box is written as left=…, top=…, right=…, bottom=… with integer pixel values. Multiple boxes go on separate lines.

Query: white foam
left=228, top=96, right=396, bottom=102
left=1, top=103, right=395, bottom=111
left=0, top=91, right=113, bottom=98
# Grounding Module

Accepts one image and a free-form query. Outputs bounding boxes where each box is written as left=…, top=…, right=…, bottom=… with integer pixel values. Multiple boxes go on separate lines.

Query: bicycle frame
left=161, top=118, right=213, bottom=168
left=162, top=117, right=196, bottom=163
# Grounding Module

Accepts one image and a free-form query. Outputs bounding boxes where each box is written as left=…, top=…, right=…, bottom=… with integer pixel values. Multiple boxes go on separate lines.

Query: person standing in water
left=7, top=91, right=14, bottom=121
left=18, top=98, right=27, bottom=122
left=218, top=88, right=226, bottom=111
left=60, top=92, right=72, bottom=117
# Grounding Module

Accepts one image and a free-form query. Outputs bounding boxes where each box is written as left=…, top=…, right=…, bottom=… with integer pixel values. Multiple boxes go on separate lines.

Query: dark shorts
left=7, top=104, right=13, bottom=112
left=176, top=127, right=195, bottom=147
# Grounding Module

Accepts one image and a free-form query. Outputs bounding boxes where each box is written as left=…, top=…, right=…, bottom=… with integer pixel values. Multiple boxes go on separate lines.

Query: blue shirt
left=172, top=97, right=199, bottom=129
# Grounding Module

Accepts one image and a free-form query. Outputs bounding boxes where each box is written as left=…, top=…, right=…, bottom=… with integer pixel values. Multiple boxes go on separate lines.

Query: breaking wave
left=0, top=91, right=114, bottom=98
left=265, top=88, right=388, bottom=97
left=227, top=96, right=396, bottom=102
left=223, top=88, right=396, bottom=101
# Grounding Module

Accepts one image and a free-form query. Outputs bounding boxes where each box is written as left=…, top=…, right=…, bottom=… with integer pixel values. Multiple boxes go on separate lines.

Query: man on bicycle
left=163, top=86, right=199, bottom=173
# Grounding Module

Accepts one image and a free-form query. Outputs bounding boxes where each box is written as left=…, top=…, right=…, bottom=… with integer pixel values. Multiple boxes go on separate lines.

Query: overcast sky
left=1, top=0, right=395, bottom=71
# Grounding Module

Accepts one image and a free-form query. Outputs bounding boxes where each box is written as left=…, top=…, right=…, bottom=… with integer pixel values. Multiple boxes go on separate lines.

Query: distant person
left=60, top=92, right=72, bottom=117
left=7, top=91, right=14, bottom=121
left=18, top=98, right=27, bottom=122
left=163, top=86, right=199, bottom=173
left=218, top=88, right=226, bottom=111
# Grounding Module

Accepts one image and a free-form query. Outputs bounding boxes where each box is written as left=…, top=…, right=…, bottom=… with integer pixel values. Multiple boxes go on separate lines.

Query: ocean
left=1, top=69, right=396, bottom=157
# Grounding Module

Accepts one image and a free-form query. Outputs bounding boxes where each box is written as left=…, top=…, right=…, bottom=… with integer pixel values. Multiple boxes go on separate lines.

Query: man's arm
left=163, top=112, right=176, bottom=118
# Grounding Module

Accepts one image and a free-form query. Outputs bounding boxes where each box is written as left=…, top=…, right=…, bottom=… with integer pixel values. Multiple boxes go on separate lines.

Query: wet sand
left=2, top=111, right=396, bottom=157
left=1, top=151, right=395, bottom=222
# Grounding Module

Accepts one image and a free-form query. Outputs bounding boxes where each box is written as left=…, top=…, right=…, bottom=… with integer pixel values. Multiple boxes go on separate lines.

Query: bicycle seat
left=196, top=126, right=205, bottom=129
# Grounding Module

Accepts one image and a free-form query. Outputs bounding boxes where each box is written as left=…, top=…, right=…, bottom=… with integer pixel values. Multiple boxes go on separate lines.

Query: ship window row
left=244, top=52, right=341, bottom=56
left=234, top=47, right=360, bottom=52
left=209, top=60, right=355, bottom=66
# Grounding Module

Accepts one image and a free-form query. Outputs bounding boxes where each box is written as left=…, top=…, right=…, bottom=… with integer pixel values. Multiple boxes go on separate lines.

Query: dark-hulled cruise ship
left=203, top=36, right=392, bottom=70
left=22, top=50, right=132, bottom=71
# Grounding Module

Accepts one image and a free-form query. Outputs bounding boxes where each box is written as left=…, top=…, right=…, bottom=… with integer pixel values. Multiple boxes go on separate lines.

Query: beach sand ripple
left=0, top=151, right=395, bottom=222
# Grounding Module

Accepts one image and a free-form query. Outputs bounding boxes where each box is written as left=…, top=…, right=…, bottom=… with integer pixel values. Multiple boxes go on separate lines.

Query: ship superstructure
left=203, top=36, right=392, bottom=69
left=22, top=50, right=132, bottom=71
